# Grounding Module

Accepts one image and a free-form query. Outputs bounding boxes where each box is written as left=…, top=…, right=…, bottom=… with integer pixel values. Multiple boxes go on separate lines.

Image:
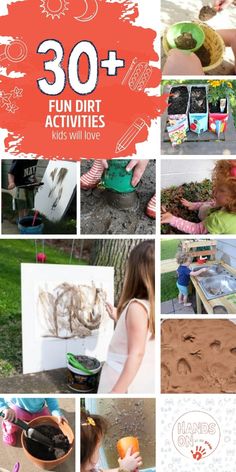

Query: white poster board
left=21, top=263, right=114, bottom=374
left=34, top=161, right=76, bottom=222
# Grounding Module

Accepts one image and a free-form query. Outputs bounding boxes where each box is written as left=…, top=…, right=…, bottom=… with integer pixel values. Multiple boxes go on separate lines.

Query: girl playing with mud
left=176, top=253, right=207, bottom=307
left=81, top=410, right=142, bottom=472
left=161, top=160, right=236, bottom=234
left=0, top=398, right=67, bottom=446
left=80, top=159, right=156, bottom=219
left=97, top=240, right=155, bottom=394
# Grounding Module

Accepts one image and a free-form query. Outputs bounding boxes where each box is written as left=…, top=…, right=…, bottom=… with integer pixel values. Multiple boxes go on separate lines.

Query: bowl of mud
left=163, top=22, right=225, bottom=72
left=21, top=416, right=74, bottom=470
left=166, top=22, right=205, bottom=52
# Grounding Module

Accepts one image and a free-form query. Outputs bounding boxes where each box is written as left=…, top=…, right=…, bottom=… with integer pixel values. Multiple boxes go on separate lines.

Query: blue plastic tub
left=18, top=216, right=44, bottom=234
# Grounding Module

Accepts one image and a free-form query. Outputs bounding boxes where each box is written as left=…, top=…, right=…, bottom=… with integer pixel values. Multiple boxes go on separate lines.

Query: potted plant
left=189, top=85, right=208, bottom=134
left=208, top=80, right=235, bottom=136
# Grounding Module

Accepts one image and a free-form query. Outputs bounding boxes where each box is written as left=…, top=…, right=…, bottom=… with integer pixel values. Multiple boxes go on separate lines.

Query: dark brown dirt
left=199, top=5, right=217, bottom=21
left=168, top=86, right=189, bottom=115
left=195, top=44, right=211, bottom=67
left=81, top=160, right=156, bottom=235
left=25, top=425, right=70, bottom=461
left=175, top=32, right=197, bottom=49
left=190, top=87, right=207, bottom=113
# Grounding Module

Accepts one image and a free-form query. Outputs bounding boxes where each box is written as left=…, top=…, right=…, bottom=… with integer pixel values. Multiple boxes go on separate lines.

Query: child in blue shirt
left=176, top=253, right=207, bottom=306
left=0, top=398, right=67, bottom=446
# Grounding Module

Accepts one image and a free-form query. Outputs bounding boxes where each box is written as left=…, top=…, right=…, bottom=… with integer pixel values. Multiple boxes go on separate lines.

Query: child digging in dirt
left=176, top=253, right=207, bottom=307
left=0, top=398, right=67, bottom=446
left=161, top=160, right=236, bottom=234
left=81, top=410, right=142, bottom=472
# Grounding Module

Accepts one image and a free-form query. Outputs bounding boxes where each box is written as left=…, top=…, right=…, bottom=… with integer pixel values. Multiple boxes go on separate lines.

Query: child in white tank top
left=98, top=240, right=155, bottom=394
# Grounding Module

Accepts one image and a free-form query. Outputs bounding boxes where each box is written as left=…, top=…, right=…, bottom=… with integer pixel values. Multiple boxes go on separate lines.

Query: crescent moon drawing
left=74, top=0, right=98, bottom=22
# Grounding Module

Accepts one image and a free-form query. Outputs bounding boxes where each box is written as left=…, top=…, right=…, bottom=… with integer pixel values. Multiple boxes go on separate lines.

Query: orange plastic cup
left=117, top=436, right=140, bottom=459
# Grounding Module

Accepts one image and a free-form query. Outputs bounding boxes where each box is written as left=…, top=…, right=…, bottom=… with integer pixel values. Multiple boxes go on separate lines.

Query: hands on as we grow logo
left=172, top=411, right=221, bottom=461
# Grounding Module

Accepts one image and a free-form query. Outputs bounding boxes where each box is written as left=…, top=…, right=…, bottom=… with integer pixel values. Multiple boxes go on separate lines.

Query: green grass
left=161, top=239, right=181, bottom=260
left=161, top=271, right=178, bottom=302
left=0, top=240, right=87, bottom=376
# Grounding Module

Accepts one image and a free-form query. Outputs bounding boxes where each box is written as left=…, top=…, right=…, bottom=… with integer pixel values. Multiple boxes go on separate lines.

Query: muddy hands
left=191, top=445, right=206, bottom=461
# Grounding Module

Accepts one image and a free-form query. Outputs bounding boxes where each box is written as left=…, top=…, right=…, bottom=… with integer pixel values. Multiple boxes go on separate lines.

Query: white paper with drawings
left=34, top=161, right=76, bottom=222
left=21, top=263, right=114, bottom=374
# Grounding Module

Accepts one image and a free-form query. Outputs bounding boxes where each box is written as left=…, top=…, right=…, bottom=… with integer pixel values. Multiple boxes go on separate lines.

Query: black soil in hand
left=190, top=87, right=207, bottom=113
left=195, top=45, right=211, bottom=67
left=25, top=425, right=70, bottom=461
left=174, top=32, right=197, bottom=49
left=168, top=86, right=189, bottom=114
left=199, top=5, right=217, bottom=21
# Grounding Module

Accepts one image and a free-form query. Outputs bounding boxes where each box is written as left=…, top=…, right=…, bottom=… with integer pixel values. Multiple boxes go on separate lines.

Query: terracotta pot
left=117, top=436, right=140, bottom=459
left=21, top=416, right=74, bottom=470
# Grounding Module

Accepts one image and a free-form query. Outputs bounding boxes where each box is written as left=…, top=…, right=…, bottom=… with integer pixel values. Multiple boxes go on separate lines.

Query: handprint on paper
left=191, top=445, right=206, bottom=461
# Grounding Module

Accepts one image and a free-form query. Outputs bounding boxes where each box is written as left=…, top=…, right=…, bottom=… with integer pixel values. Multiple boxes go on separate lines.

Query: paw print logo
left=191, top=445, right=207, bottom=461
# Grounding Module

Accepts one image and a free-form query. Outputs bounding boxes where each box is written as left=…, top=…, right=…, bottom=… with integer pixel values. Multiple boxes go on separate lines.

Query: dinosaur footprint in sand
left=177, top=358, right=192, bottom=375
left=161, top=363, right=170, bottom=391
left=210, top=340, right=221, bottom=352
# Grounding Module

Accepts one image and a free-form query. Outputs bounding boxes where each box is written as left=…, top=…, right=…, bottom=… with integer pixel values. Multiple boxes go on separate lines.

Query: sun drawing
left=40, top=0, right=69, bottom=19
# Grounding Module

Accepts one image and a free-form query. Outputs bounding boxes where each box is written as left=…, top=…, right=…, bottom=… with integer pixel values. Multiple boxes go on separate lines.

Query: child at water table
left=176, top=252, right=207, bottom=307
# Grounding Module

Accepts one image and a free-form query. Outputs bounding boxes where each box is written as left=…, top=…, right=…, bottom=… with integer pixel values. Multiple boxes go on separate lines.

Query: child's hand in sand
left=181, top=198, right=196, bottom=210
left=2, top=408, right=16, bottom=422
left=213, top=0, right=234, bottom=10
left=105, top=303, right=117, bottom=322
left=118, top=447, right=143, bottom=471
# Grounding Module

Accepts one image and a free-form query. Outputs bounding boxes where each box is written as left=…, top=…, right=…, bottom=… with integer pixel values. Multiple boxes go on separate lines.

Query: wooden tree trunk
left=90, top=239, right=143, bottom=304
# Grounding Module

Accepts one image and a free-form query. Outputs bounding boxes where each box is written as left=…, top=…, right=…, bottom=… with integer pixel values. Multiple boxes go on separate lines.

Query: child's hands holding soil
left=2, top=408, right=16, bottom=422
left=118, top=447, right=143, bottom=471
left=105, top=303, right=117, bottom=322
left=181, top=198, right=196, bottom=210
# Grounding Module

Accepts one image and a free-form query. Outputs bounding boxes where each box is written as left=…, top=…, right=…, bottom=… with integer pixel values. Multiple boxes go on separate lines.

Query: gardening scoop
left=0, top=412, right=68, bottom=458
left=0, top=411, right=53, bottom=447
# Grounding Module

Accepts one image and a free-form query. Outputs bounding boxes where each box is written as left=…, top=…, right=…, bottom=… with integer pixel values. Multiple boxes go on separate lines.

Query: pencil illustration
left=115, top=118, right=147, bottom=153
